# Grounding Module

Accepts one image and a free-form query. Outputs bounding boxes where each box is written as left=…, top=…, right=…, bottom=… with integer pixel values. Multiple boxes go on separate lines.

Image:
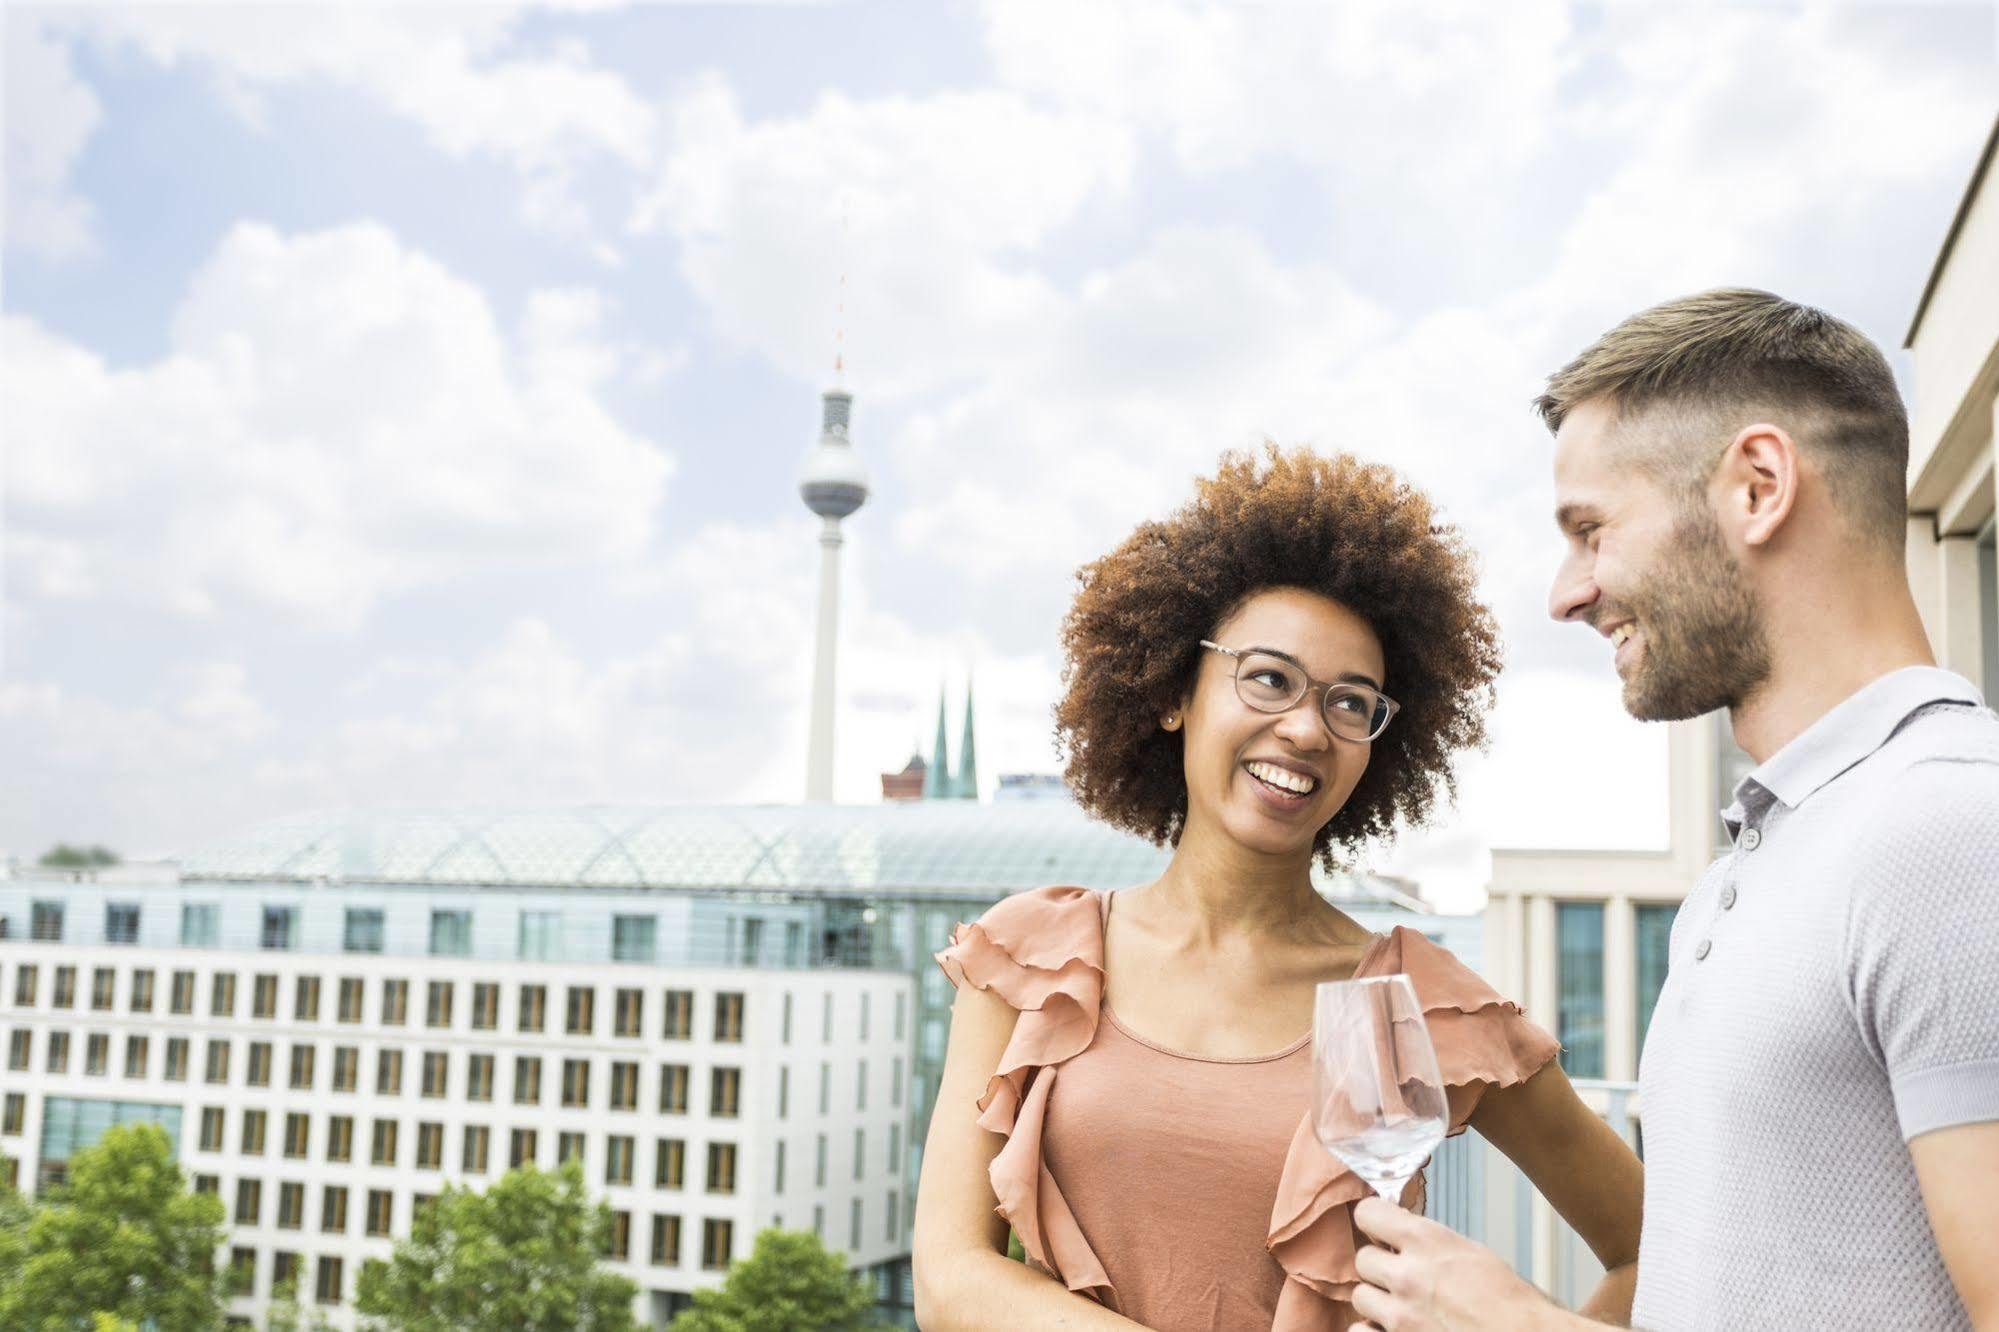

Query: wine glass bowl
left=1311, top=973, right=1447, bottom=1201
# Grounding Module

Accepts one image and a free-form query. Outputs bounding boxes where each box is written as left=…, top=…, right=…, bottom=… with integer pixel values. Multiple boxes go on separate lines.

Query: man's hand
left=1350, top=1197, right=1584, bottom=1332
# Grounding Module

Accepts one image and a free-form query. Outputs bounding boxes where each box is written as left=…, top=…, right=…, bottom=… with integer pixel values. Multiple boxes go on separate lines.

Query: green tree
left=669, top=1228, right=885, bottom=1332
left=37, top=844, right=119, bottom=868
left=355, top=1159, right=636, bottom=1331
left=0, top=1184, right=34, bottom=1294
left=0, top=1122, right=229, bottom=1331
left=267, top=1274, right=334, bottom=1332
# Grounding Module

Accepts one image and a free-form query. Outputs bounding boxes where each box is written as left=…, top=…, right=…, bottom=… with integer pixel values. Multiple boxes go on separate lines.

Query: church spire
left=923, top=685, right=950, bottom=799
left=954, top=674, right=979, bottom=800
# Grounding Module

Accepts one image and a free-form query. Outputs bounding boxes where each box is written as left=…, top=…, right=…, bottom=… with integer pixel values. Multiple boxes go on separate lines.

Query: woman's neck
left=1140, top=812, right=1331, bottom=946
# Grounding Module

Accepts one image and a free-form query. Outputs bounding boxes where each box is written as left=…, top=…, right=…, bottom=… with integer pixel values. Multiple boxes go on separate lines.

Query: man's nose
left=1548, top=562, right=1599, bottom=623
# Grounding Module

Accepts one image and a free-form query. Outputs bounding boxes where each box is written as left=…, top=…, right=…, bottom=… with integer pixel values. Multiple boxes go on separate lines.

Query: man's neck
left=1728, top=568, right=1936, bottom=765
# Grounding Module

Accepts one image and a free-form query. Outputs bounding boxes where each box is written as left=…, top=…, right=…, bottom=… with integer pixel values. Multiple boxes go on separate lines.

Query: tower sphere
left=800, top=389, right=870, bottom=519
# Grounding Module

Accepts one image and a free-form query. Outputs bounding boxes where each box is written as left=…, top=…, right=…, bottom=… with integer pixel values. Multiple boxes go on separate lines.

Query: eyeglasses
left=1198, top=640, right=1399, bottom=742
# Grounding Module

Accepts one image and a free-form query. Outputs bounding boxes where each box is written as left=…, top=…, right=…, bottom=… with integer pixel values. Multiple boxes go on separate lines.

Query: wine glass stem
left=1373, top=1175, right=1410, bottom=1203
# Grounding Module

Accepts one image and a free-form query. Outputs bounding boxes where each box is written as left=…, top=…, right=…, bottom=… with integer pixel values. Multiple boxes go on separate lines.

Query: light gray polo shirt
left=1631, top=667, right=1999, bottom=1330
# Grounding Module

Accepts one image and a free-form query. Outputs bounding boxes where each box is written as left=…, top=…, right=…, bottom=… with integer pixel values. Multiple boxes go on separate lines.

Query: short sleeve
left=1388, top=928, right=1563, bottom=1131
left=1845, top=756, right=1999, bottom=1141
left=930, top=885, right=1118, bottom=1308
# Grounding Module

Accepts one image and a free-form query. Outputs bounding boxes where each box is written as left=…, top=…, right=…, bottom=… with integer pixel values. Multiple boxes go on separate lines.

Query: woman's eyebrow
left=1243, top=644, right=1382, bottom=692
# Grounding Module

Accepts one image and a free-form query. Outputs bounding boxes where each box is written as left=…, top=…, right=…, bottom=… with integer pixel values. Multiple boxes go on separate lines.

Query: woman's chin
left=1217, top=805, right=1321, bottom=858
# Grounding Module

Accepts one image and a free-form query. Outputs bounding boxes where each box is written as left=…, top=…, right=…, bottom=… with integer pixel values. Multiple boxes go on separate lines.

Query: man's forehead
left=1550, top=401, right=1626, bottom=525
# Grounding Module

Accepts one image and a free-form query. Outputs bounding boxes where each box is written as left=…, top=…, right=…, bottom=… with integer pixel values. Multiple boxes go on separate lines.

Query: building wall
left=0, top=939, right=911, bottom=1330
left=1907, top=121, right=1999, bottom=702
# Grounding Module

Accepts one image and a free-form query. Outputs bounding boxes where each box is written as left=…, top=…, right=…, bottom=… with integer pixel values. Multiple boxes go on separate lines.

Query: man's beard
left=1618, top=505, right=1772, bottom=722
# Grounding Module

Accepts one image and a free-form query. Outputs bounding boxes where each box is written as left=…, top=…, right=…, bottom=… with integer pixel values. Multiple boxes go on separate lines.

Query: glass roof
left=176, top=802, right=1414, bottom=903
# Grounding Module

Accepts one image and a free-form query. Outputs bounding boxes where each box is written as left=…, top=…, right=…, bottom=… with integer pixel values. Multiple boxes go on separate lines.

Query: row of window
left=6, top=1094, right=901, bottom=1195
left=210, top=1209, right=739, bottom=1308
left=4, top=1030, right=768, bottom=1113
left=13, top=900, right=798, bottom=970
left=3, top=965, right=748, bottom=1041
left=180, top=1119, right=746, bottom=1191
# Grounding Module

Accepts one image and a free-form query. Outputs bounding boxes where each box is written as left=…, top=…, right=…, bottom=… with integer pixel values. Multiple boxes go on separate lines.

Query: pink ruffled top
left=934, top=885, right=1560, bottom=1332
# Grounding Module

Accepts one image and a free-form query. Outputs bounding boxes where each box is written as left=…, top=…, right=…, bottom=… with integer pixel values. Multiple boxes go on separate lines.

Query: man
left=1349, top=289, right=1999, bottom=1330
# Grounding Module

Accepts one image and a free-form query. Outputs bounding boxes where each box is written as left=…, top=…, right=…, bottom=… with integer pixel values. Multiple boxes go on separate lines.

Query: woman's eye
left=1248, top=669, right=1292, bottom=691
left=1330, top=694, right=1370, bottom=716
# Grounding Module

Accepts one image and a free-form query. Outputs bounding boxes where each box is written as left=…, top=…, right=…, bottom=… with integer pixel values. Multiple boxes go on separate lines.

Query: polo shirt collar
left=1724, top=667, right=1984, bottom=829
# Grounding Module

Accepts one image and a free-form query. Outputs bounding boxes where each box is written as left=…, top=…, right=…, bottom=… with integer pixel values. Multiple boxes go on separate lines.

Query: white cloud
left=5, top=219, right=673, bottom=628
left=3, top=12, right=104, bottom=258
left=633, top=74, right=1134, bottom=392
left=981, top=0, right=1576, bottom=195
left=20, top=5, right=656, bottom=251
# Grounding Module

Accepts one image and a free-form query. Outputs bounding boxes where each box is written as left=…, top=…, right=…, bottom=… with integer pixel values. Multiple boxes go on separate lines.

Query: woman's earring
left=1163, top=712, right=1181, bottom=731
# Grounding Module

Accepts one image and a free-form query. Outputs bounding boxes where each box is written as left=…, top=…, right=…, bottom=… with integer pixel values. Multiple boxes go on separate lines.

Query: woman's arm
left=1468, top=1061, right=1645, bottom=1325
left=912, top=980, right=1145, bottom=1331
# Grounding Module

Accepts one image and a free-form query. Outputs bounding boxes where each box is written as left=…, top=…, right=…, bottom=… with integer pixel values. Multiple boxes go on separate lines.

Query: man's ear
left=1719, top=422, right=1801, bottom=549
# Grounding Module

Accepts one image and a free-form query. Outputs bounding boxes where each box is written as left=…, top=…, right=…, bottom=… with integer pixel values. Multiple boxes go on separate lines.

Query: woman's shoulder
left=934, top=886, right=1105, bottom=1007
left=1372, top=925, right=1513, bottom=1013
left=1372, top=925, right=1561, bottom=1096
left=970, top=884, right=1102, bottom=944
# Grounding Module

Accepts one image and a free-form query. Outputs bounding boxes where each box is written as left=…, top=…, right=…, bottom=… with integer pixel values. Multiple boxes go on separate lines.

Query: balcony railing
left=1428, top=1079, right=1639, bottom=1310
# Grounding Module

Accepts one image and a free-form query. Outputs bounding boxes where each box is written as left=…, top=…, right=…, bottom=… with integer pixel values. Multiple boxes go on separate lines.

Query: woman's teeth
left=1245, top=760, right=1316, bottom=796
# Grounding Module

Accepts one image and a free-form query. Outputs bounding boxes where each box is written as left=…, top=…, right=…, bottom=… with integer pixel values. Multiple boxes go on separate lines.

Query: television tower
left=799, top=375, right=868, bottom=802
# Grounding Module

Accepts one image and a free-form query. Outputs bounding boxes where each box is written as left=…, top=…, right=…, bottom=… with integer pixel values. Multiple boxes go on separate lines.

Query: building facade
left=1905, top=115, right=1999, bottom=701
left=1, top=799, right=1463, bottom=1328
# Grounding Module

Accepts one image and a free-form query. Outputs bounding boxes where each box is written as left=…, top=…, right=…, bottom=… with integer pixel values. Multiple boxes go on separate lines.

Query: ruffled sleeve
left=933, top=885, right=1119, bottom=1309
left=1267, top=927, right=1561, bottom=1330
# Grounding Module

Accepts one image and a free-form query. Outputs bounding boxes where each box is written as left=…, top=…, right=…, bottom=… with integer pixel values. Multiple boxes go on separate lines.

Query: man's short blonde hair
left=1535, top=288, right=1909, bottom=548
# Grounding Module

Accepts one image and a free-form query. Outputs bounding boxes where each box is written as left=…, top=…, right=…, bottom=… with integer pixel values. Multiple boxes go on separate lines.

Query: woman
left=912, top=447, right=1643, bottom=1331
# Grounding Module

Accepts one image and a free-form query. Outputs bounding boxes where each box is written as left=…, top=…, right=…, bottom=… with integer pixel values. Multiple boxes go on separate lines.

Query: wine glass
left=1312, top=974, right=1447, bottom=1202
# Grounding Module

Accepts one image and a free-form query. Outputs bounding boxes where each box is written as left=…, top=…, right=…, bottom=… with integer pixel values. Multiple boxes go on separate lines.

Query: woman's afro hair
left=1054, top=445, right=1502, bottom=868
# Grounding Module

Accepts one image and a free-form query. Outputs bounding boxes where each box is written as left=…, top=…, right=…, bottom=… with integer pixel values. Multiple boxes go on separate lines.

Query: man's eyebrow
left=1242, top=645, right=1383, bottom=692
left=1554, top=502, right=1601, bottom=532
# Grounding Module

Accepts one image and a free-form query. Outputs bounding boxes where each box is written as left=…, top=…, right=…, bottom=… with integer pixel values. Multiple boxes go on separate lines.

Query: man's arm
left=1909, top=1121, right=1999, bottom=1329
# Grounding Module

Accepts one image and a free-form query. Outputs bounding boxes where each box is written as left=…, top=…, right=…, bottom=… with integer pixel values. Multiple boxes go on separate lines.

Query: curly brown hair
left=1054, top=445, right=1501, bottom=867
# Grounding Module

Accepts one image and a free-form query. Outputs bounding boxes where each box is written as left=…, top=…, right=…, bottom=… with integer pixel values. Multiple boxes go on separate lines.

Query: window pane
left=519, top=911, right=560, bottom=961
left=104, top=904, right=141, bottom=945
left=344, top=909, right=385, bottom=954
left=1556, top=902, right=1606, bottom=1079
left=1635, top=904, right=1677, bottom=1065
left=429, top=911, right=472, bottom=957
left=180, top=905, right=218, bottom=948
left=612, top=915, right=657, bottom=963
left=261, top=907, right=295, bottom=950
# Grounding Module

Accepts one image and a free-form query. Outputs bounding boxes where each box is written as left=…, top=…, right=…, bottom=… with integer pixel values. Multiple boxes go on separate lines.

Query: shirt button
left=1720, top=884, right=1738, bottom=910
left=1739, top=828, right=1762, bottom=851
left=1695, top=939, right=1712, bottom=961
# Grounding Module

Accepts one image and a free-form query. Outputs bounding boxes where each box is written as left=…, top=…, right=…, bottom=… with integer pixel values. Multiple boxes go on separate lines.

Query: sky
left=3, top=0, right=1995, bottom=908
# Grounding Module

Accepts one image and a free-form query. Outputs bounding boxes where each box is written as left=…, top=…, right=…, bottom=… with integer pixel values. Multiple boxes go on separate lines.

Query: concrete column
left=1603, top=896, right=1637, bottom=1083
left=1937, top=534, right=1985, bottom=684
left=1525, top=894, right=1558, bottom=1037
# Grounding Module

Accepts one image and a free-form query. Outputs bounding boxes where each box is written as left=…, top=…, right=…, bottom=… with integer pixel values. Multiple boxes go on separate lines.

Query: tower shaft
left=805, top=517, right=844, bottom=803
